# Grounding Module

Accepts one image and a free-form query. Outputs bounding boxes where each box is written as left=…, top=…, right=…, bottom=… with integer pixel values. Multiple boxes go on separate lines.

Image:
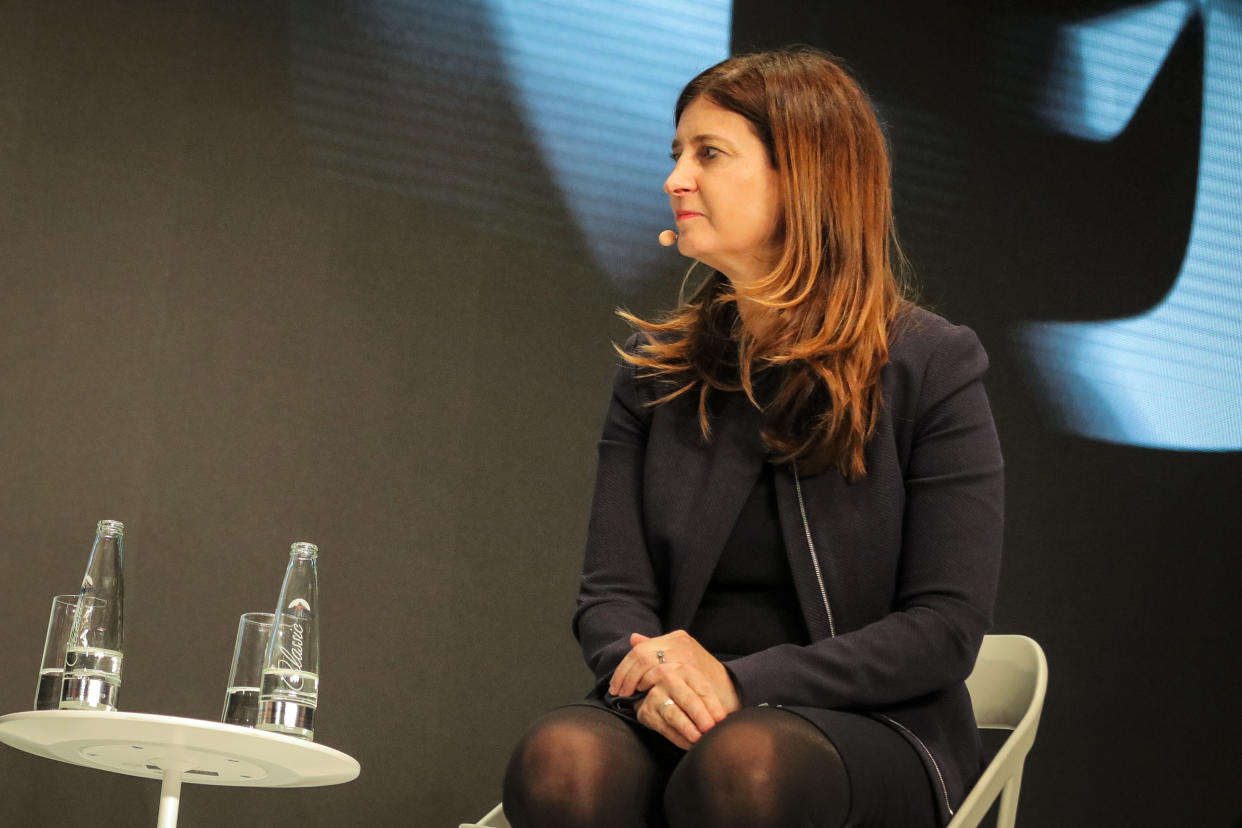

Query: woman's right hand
left=620, top=632, right=740, bottom=749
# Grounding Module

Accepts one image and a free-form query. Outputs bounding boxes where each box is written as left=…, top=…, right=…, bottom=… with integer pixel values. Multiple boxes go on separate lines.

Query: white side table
left=0, top=710, right=360, bottom=827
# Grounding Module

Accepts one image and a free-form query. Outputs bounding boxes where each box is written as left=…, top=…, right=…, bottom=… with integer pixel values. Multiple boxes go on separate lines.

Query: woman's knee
left=502, top=707, right=659, bottom=827
left=668, top=709, right=791, bottom=798
left=504, top=710, right=618, bottom=800
left=665, top=708, right=849, bottom=827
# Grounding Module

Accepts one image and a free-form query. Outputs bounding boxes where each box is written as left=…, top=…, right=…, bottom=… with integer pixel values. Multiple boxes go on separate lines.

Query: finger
left=655, top=696, right=703, bottom=747
left=666, top=677, right=720, bottom=733
left=631, top=657, right=687, bottom=694
left=634, top=665, right=660, bottom=693
left=635, top=696, right=669, bottom=738
left=631, top=655, right=683, bottom=694
left=662, top=725, right=693, bottom=751
left=608, top=635, right=650, bottom=695
left=634, top=663, right=727, bottom=724
left=607, top=652, right=633, bottom=697
left=638, top=696, right=697, bottom=750
left=683, top=671, right=728, bottom=722
left=609, top=651, right=647, bottom=697
left=619, top=632, right=687, bottom=697
left=612, top=640, right=662, bottom=697
left=628, top=646, right=678, bottom=695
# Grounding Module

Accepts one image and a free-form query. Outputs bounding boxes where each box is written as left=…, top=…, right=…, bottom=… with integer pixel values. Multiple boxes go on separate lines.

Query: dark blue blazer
left=573, top=305, right=1005, bottom=824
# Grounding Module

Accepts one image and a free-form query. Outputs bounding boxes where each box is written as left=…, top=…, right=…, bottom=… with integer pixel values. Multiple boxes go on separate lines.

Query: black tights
left=502, top=705, right=851, bottom=828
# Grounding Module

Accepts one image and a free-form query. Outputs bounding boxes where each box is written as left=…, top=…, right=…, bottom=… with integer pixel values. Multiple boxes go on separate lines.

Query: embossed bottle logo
left=280, top=598, right=310, bottom=690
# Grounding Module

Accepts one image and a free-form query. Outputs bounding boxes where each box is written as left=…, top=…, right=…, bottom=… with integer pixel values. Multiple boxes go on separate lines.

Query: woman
left=503, top=48, right=1003, bottom=827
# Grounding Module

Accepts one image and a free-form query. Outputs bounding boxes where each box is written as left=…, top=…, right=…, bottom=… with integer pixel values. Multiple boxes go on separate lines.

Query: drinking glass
left=58, top=594, right=119, bottom=710
left=34, top=594, right=103, bottom=710
left=221, top=612, right=273, bottom=727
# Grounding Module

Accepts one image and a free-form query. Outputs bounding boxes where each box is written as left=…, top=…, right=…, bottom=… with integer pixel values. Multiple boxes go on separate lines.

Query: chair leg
left=481, top=803, right=509, bottom=827
left=994, top=773, right=1024, bottom=828
left=457, top=802, right=508, bottom=828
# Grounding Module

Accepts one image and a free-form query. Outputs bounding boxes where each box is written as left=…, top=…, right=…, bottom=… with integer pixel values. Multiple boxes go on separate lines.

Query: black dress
left=579, top=464, right=939, bottom=827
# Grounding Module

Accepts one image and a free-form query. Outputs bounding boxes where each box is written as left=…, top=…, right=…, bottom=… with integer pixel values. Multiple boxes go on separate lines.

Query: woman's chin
left=678, top=243, right=713, bottom=267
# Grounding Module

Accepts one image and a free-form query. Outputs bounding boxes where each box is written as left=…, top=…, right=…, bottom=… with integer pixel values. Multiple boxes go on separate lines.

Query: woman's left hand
left=609, top=631, right=741, bottom=732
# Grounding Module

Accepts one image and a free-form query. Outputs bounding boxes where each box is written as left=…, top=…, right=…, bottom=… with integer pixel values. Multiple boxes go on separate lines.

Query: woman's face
left=664, top=96, right=782, bottom=285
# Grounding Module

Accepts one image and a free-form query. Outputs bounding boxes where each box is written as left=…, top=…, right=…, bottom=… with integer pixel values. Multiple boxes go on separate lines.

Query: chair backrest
left=946, top=634, right=1048, bottom=828
left=966, top=634, right=1048, bottom=731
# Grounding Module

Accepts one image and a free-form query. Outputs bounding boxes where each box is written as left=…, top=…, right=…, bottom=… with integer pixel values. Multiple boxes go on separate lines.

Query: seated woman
left=503, top=47, right=1004, bottom=828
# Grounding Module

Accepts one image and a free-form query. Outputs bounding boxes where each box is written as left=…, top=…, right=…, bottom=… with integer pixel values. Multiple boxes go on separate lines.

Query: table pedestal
left=158, top=760, right=189, bottom=828
left=0, top=710, right=360, bottom=827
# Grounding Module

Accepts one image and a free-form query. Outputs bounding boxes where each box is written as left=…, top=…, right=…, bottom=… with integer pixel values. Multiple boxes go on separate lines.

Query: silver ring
left=661, top=699, right=676, bottom=710
left=656, top=650, right=666, bottom=664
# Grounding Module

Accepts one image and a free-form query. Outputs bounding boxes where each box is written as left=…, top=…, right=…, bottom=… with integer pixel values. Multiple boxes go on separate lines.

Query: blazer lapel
left=665, top=390, right=767, bottom=630
left=773, top=464, right=839, bottom=641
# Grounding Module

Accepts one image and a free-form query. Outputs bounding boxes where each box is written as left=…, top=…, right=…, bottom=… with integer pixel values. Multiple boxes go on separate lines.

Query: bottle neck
left=289, top=541, right=318, bottom=561
left=96, top=519, right=124, bottom=539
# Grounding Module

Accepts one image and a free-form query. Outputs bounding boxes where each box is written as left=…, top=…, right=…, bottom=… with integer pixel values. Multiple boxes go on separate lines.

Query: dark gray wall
left=0, top=1, right=661, bottom=823
left=1, top=2, right=1239, bottom=827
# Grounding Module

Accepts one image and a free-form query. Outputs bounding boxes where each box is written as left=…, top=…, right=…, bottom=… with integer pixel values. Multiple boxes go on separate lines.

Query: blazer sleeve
left=725, top=323, right=1005, bottom=708
left=572, top=341, right=667, bottom=694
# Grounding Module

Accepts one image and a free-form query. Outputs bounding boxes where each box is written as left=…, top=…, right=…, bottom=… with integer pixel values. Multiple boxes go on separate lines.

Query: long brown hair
left=620, top=47, right=911, bottom=480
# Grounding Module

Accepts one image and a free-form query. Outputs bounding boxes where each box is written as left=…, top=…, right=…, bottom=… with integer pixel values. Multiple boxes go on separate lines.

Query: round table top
left=0, top=710, right=360, bottom=788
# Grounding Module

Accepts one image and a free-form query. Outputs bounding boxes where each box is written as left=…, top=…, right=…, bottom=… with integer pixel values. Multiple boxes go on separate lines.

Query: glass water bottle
left=257, top=541, right=320, bottom=740
left=60, top=519, right=125, bottom=711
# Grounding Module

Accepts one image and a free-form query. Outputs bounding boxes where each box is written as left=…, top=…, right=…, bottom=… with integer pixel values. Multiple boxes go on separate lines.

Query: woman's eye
left=669, top=151, right=681, bottom=162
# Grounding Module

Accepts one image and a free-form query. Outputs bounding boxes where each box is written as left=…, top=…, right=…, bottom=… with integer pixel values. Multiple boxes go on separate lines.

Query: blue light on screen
left=487, top=0, right=730, bottom=286
left=1033, top=0, right=1194, bottom=141
left=1015, top=1, right=1242, bottom=450
left=287, top=0, right=729, bottom=289
left=286, top=0, right=1240, bottom=450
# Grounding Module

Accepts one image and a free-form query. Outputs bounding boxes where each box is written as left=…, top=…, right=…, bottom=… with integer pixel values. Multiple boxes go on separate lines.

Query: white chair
left=946, top=634, right=1048, bottom=828
left=460, top=634, right=1047, bottom=828
left=459, top=802, right=508, bottom=828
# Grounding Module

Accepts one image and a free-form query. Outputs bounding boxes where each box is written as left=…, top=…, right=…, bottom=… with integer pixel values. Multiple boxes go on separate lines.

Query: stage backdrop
left=0, top=1, right=1237, bottom=825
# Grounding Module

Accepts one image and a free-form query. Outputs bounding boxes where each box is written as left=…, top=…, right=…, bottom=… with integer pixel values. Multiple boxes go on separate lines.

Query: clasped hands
left=608, top=630, right=740, bottom=749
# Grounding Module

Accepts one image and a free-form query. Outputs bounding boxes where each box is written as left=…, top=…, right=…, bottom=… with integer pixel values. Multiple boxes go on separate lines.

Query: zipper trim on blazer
left=794, top=466, right=953, bottom=815
left=878, top=713, right=954, bottom=816
left=792, top=465, right=836, bottom=638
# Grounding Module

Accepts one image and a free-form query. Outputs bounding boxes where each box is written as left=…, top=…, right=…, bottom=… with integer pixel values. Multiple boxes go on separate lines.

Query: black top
left=687, top=463, right=810, bottom=660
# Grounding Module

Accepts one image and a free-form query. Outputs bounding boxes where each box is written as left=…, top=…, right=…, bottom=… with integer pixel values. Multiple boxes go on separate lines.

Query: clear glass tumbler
left=35, top=595, right=100, bottom=710
left=221, top=612, right=274, bottom=728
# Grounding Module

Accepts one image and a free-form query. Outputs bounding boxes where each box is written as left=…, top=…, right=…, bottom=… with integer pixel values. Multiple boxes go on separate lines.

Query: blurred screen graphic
left=287, top=0, right=1241, bottom=451
left=288, top=0, right=729, bottom=289
left=1014, top=1, right=1242, bottom=450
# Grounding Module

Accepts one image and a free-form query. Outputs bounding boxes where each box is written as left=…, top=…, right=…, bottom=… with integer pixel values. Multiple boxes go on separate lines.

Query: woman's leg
left=503, top=705, right=677, bottom=828
left=663, top=707, right=851, bottom=828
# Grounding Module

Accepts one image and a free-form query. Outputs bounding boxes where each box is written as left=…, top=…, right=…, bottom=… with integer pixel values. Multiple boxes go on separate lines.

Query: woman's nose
left=664, top=161, right=694, bottom=195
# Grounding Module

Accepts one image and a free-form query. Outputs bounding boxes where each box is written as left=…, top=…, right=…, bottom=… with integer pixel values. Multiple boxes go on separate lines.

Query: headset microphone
left=658, top=229, right=678, bottom=247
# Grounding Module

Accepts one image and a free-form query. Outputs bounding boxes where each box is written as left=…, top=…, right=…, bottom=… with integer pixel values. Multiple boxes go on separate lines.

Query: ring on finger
left=660, top=699, right=676, bottom=712
left=656, top=650, right=667, bottom=664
